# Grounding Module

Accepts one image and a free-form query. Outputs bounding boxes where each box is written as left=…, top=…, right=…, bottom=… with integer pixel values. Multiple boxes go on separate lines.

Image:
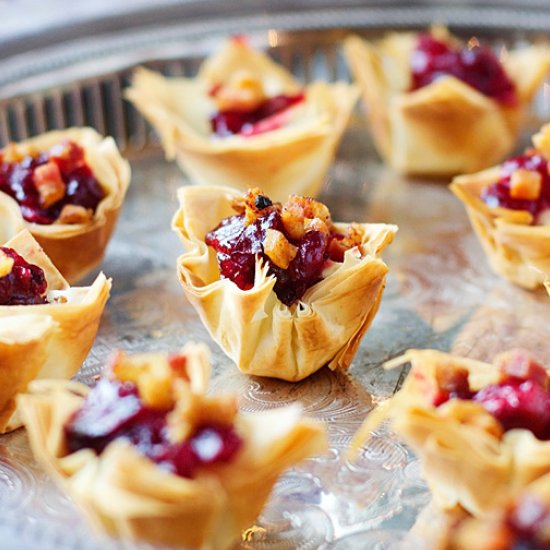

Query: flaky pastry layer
left=18, top=343, right=327, bottom=550
left=0, top=127, right=131, bottom=282
left=172, top=185, right=397, bottom=381
left=126, top=39, right=359, bottom=201
left=344, top=29, right=550, bottom=176
left=351, top=349, right=550, bottom=517
left=0, top=230, right=110, bottom=432
left=450, top=124, right=550, bottom=289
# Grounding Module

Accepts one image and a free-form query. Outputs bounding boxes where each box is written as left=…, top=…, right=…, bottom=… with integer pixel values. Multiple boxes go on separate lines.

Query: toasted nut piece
left=438, top=400, right=504, bottom=439
left=168, top=392, right=238, bottom=443
left=495, top=349, right=549, bottom=389
left=57, top=204, right=93, bottom=224
left=263, top=228, right=297, bottom=269
left=213, top=70, right=266, bottom=112
left=304, top=217, right=330, bottom=234
left=111, top=351, right=176, bottom=410
left=509, top=168, right=542, bottom=200
left=533, top=123, right=550, bottom=160
left=0, top=251, right=14, bottom=278
left=33, top=161, right=67, bottom=208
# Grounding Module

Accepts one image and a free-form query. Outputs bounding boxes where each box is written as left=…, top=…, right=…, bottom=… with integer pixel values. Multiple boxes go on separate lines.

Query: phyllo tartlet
left=352, top=349, right=550, bottom=517
left=451, top=123, right=550, bottom=288
left=19, top=344, right=327, bottom=550
left=0, top=127, right=131, bottom=282
left=172, top=185, right=397, bottom=381
left=126, top=36, right=359, bottom=202
left=344, top=27, right=550, bottom=176
left=442, top=473, right=550, bottom=550
left=0, top=229, right=110, bottom=432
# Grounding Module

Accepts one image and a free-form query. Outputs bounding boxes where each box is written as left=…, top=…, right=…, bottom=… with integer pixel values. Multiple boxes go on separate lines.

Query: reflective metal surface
left=0, top=11, right=549, bottom=550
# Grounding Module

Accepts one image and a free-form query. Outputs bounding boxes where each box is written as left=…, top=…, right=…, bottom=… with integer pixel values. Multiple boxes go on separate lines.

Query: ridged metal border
left=0, top=5, right=549, bottom=153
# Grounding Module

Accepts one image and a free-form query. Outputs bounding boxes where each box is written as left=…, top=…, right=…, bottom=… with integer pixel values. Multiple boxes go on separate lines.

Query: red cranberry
left=210, top=93, right=305, bottom=137
left=481, top=154, right=550, bottom=222
left=0, top=141, right=105, bottom=225
left=205, top=207, right=345, bottom=306
left=64, top=377, right=242, bottom=478
left=506, top=495, right=550, bottom=549
left=473, top=378, right=550, bottom=440
left=0, top=247, right=48, bottom=305
left=411, top=34, right=517, bottom=106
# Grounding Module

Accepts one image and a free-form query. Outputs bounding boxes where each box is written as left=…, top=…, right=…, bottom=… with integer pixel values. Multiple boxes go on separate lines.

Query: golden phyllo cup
left=126, top=37, right=359, bottom=202
left=344, top=28, right=550, bottom=176
left=0, top=127, right=131, bottom=283
left=18, top=344, right=327, bottom=550
left=0, top=229, right=110, bottom=432
left=451, top=124, right=550, bottom=289
left=351, top=349, right=550, bottom=518
left=172, top=185, right=397, bottom=381
left=446, top=473, right=550, bottom=550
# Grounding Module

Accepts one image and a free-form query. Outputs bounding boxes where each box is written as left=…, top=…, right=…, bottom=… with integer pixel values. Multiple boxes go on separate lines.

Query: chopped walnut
left=533, top=123, right=550, bottom=160
left=0, top=252, right=14, bottom=278
left=212, top=70, right=267, bottom=112
left=33, top=161, right=66, bottom=208
left=438, top=400, right=504, bottom=439
left=509, top=168, right=542, bottom=200
left=57, top=204, right=93, bottom=224
left=263, top=228, right=298, bottom=269
left=111, top=351, right=189, bottom=410
left=1, top=143, right=36, bottom=163
left=435, top=363, right=471, bottom=396
left=167, top=392, right=238, bottom=443
left=495, top=349, right=549, bottom=389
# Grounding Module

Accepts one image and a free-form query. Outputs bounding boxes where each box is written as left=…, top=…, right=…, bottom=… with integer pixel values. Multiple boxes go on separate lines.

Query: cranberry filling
left=64, top=377, right=242, bottom=478
left=0, top=141, right=105, bottom=225
left=210, top=93, right=305, bottom=137
left=435, top=364, right=550, bottom=440
left=481, top=154, right=550, bottom=223
left=410, top=34, right=517, bottom=106
left=0, top=247, right=48, bottom=305
left=506, top=496, right=550, bottom=550
left=205, top=201, right=346, bottom=306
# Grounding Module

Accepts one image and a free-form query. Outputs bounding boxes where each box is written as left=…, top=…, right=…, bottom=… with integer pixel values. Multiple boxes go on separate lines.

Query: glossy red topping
left=410, top=34, right=517, bottom=106
left=64, top=377, right=242, bottom=478
left=505, top=495, right=550, bottom=549
left=205, top=191, right=355, bottom=306
left=0, top=247, right=48, bottom=305
left=435, top=353, right=550, bottom=440
left=210, top=93, right=305, bottom=137
left=0, top=140, right=105, bottom=225
left=481, top=153, right=550, bottom=223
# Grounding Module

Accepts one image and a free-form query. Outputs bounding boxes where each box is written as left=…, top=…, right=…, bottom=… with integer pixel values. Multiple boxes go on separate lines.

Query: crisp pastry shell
left=0, top=314, right=57, bottom=434
left=126, top=39, right=359, bottom=202
left=344, top=31, right=550, bottom=176
left=351, top=349, right=550, bottom=517
left=0, top=127, right=131, bottom=283
left=440, top=473, right=550, bottom=550
left=172, top=185, right=397, bottom=381
left=18, top=363, right=327, bottom=549
left=450, top=166, right=550, bottom=289
left=0, top=229, right=110, bottom=431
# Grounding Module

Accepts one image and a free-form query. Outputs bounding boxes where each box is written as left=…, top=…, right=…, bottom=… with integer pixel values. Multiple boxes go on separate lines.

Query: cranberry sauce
left=410, top=34, right=517, bottom=105
left=64, top=377, right=242, bottom=478
left=210, top=93, right=305, bottom=137
left=0, top=141, right=105, bottom=224
left=205, top=197, right=345, bottom=306
left=506, top=495, right=550, bottom=550
left=0, top=247, right=48, bottom=305
left=434, top=357, right=550, bottom=440
left=481, top=154, right=550, bottom=222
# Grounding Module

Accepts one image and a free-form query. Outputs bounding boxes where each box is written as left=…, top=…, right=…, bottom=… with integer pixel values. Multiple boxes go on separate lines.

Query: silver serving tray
left=1, top=4, right=549, bottom=549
